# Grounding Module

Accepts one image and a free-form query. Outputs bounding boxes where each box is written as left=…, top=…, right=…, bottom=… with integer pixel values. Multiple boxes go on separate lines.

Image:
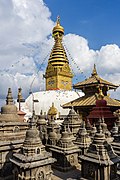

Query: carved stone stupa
left=50, top=126, right=80, bottom=172
left=79, top=121, right=120, bottom=180
left=75, top=121, right=91, bottom=155
left=0, top=88, right=21, bottom=122
left=10, top=111, right=55, bottom=180
left=0, top=88, right=28, bottom=179
left=62, top=107, right=81, bottom=138
left=37, top=110, right=47, bottom=145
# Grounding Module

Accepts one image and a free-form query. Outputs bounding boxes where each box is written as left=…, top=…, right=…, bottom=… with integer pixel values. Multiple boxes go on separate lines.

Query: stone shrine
left=0, top=88, right=28, bottom=180
left=50, top=125, right=80, bottom=172
left=79, top=121, right=120, bottom=180
left=10, top=111, right=55, bottom=180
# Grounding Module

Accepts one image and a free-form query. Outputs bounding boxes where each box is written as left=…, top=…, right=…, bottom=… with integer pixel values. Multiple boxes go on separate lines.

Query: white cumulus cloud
left=0, top=0, right=54, bottom=104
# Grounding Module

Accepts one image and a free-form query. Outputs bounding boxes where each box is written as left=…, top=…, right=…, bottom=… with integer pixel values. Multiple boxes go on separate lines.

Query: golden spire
left=45, top=16, right=73, bottom=90
left=91, top=64, right=98, bottom=76
left=57, top=15, right=60, bottom=25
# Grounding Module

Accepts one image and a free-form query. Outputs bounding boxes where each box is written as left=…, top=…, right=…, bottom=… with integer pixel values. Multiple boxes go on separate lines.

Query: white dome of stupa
left=24, top=90, right=83, bottom=117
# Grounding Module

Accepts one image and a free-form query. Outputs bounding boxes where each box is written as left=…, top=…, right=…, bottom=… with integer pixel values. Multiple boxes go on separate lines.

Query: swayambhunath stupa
left=0, top=1, right=120, bottom=179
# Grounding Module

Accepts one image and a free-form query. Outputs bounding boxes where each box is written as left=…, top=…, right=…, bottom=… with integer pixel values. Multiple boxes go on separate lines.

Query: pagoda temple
left=63, top=64, right=120, bottom=120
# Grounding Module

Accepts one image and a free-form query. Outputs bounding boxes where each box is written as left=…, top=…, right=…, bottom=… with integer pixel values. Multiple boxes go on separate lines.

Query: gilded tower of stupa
left=45, top=16, right=73, bottom=90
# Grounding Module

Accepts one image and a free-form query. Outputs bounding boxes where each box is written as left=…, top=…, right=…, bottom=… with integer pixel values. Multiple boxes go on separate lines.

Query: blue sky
left=45, top=0, right=120, bottom=49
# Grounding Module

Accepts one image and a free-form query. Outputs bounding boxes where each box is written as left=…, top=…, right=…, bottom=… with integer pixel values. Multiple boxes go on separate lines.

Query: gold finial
left=91, top=64, right=98, bottom=76
left=52, top=16, right=64, bottom=36
left=57, top=15, right=60, bottom=25
left=48, top=103, right=57, bottom=116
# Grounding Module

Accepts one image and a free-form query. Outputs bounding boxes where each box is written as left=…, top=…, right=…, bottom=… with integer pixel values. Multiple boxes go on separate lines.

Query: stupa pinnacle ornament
left=45, top=16, right=73, bottom=90
left=17, top=87, right=25, bottom=110
left=91, top=63, right=98, bottom=76
left=6, top=87, right=14, bottom=105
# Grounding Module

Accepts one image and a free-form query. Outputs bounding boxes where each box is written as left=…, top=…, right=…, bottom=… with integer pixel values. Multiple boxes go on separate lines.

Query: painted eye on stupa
left=48, top=80, right=54, bottom=85
left=61, top=80, right=69, bottom=85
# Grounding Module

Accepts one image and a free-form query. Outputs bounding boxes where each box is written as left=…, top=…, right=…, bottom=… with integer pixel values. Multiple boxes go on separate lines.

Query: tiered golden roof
left=73, top=64, right=118, bottom=90
left=63, top=65, right=120, bottom=110
left=63, top=95, right=120, bottom=108
left=45, top=16, right=73, bottom=90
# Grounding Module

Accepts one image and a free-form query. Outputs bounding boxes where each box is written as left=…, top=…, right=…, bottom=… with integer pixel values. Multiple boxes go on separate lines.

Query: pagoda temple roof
left=62, top=94, right=120, bottom=108
left=73, top=64, right=119, bottom=90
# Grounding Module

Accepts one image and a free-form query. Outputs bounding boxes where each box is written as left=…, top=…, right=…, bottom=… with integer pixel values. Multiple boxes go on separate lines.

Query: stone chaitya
left=49, top=125, right=80, bottom=172
left=47, top=114, right=60, bottom=136
left=79, top=120, right=120, bottom=180
left=100, top=118, right=113, bottom=143
left=75, top=121, right=91, bottom=155
left=37, top=110, right=47, bottom=145
left=62, top=107, right=81, bottom=138
left=0, top=88, right=22, bottom=122
left=0, top=88, right=27, bottom=180
left=90, top=123, right=97, bottom=138
left=46, top=126, right=59, bottom=152
left=114, top=109, right=120, bottom=132
left=10, top=111, right=55, bottom=180
left=111, top=121, right=120, bottom=157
